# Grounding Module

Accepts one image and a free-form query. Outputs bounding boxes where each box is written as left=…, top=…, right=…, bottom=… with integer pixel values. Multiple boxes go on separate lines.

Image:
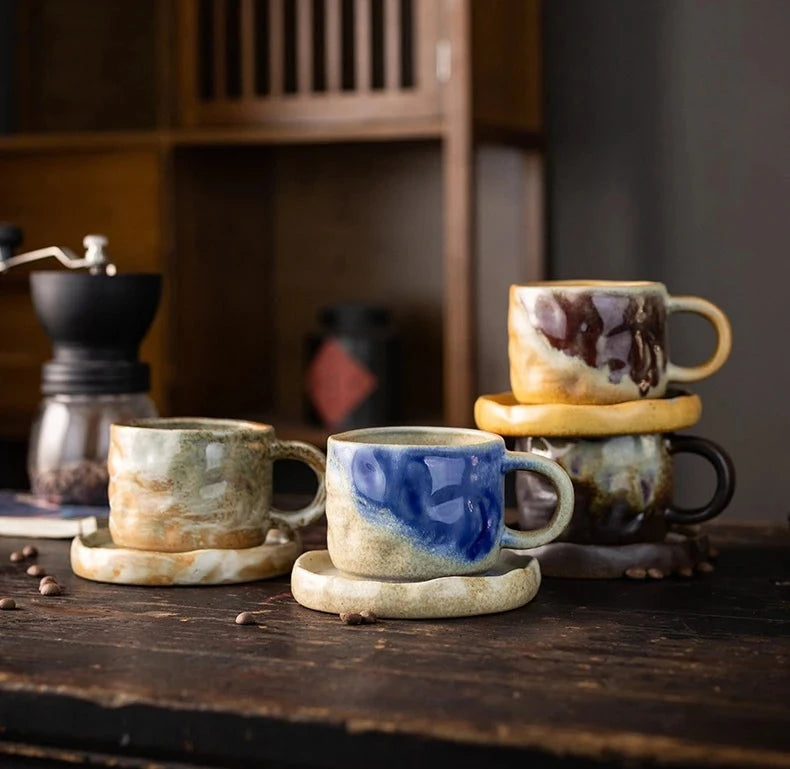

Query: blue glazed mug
left=326, top=426, right=574, bottom=580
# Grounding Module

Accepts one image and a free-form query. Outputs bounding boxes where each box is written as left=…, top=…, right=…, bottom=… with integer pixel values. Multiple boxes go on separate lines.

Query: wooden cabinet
left=0, top=0, right=543, bottom=442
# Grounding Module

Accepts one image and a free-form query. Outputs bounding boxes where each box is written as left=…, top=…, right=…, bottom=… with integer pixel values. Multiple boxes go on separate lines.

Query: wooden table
left=1, top=523, right=788, bottom=769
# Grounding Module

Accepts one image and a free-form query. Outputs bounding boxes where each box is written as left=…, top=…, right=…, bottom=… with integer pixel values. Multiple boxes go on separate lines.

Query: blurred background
left=0, top=0, right=787, bottom=521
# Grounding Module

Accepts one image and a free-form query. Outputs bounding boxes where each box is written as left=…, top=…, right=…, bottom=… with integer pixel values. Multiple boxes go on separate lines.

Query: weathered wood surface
left=0, top=523, right=788, bottom=769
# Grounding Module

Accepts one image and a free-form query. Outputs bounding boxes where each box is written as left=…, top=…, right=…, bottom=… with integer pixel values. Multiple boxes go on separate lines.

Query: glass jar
left=28, top=393, right=157, bottom=506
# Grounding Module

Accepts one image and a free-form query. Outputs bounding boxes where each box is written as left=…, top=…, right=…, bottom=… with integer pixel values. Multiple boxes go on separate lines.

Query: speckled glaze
left=71, top=528, right=300, bottom=585
left=326, top=426, right=574, bottom=580
left=515, top=433, right=735, bottom=545
left=109, top=418, right=326, bottom=552
left=509, top=281, right=731, bottom=405
left=291, top=549, right=541, bottom=619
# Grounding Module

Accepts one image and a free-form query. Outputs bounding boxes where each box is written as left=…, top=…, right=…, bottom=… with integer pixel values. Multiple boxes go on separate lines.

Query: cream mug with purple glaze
left=508, top=281, right=732, bottom=405
left=108, top=418, right=326, bottom=552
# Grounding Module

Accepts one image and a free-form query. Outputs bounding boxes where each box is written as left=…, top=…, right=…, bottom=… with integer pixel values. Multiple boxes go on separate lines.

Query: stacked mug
left=475, top=280, right=735, bottom=579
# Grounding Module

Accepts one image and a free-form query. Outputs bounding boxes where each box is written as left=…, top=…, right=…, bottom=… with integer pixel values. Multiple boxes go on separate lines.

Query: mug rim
left=512, top=280, right=665, bottom=292
left=116, top=417, right=274, bottom=435
left=329, top=425, right=503, bottom=449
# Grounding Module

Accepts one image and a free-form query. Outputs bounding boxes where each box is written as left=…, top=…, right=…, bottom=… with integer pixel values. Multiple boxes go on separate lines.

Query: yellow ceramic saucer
left=474, top=389, right=701, bottom=437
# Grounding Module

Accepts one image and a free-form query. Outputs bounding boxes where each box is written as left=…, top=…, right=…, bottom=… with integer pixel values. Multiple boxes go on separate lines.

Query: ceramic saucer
left=474, top=388, right=701, bottom=437
left=290, top=549, right=541, bottom=619
left=70, top=528, right=301, bottom=586
left=513, top=530, right=715, bottom=580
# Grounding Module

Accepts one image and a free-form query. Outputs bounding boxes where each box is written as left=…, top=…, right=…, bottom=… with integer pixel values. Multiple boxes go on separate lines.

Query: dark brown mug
left=515, top=432, right=735, bottom=545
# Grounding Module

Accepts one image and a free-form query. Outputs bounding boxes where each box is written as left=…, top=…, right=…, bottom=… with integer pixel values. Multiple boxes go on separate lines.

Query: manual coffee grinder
left=0, top=224, right=161, bottom=505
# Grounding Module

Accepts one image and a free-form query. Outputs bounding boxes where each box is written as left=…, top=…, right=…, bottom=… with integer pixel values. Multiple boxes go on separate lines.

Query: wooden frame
left=177, top=0, right=441, bottom=127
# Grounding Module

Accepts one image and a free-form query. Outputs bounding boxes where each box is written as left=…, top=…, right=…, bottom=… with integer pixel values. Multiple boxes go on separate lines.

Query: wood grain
left=240, top=0, right=256, bottom=97
left=169, top=145, right=276, bottom=419
left=442, top=0, right=475, bottom=426
left=472, top=0, right=543, bottom=134
left=213, top=0, right=228, bottom=99
left=384, top=0, right=400, bottom=91
left=0, top=523, right=787, bottom=769
left=269, top=0, right=285, bottom=96
left=325, top=0, right=342, bottom=92
left=16, top=0, right=163, bottom=131
left=297, top=0, right=313, bottom=93
left=354, top=0, right=371, bottom=91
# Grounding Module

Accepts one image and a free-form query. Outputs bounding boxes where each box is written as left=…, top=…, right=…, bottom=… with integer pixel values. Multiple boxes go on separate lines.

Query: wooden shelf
left=0, top=118, right=446, bottom=155
left=171, top=118, right=446, bottom=146
left=0, top=0, right=545, bottom=434
left=0, top=119, right=551, bottom=155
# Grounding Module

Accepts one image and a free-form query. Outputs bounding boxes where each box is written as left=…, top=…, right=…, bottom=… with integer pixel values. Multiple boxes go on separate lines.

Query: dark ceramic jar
left=305, top=304, right=398, bottom=430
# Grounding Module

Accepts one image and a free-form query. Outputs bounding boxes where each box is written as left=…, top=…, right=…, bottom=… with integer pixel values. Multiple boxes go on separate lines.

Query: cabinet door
left=178, top=0, right=441, bottom=126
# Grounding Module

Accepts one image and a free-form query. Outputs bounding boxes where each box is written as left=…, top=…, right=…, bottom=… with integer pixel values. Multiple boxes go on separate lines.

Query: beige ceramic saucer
left=71, top=528, right=301, bottom=586
left=474, top=389, right=702, bottom=437
left=290, top=549, right=541, bottom=619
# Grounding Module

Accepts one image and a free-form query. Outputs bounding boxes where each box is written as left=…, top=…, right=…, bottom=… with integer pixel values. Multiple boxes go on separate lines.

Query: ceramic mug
left=515, top=433, right=735, bottom=545
left=325, top=426, right=574, bottom=580
left=108, top=418, right=326, bottom=552
left=509, top=281, right=732, bottom=405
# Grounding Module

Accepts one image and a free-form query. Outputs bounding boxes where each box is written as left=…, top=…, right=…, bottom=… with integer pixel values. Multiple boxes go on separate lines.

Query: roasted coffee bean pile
left=30, top=459, right=109, bottom=506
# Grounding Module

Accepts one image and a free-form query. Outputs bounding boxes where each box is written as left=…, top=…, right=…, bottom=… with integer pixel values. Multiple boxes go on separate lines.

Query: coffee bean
left=26, top=565, right=46, bottom=577
left=22, top=545, right=38, bottom=558
left=39, top=583, right=62, bottom=596
left=0, top=598, right=16, bottom=610
left=359, top=610, right=378, bottom=624
left=235, top=612, right=256, bottom=625
left=647, top=568, right=665, bottom=580
left=39, top=576, right=57, bottom=589
left=697, top=561, right=715, bottom=574
left=339, top=612, right=364, bottom=625
left=10, top=551, right=25, bottom=563
left=624, top=568, right=647, bottom=580
left=708, top=547, right=720, bottom=560
left=677, top=567, right=694, bottom=579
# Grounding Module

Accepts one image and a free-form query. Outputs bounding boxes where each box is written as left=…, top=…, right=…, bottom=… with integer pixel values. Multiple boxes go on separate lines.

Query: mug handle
left=500, top=451, right=574, bottom=549
left=665, top=434, right=735, bottom=525
left=665, top=295, right=732, bottom=383
left=269, top=440, right=327, bottom=530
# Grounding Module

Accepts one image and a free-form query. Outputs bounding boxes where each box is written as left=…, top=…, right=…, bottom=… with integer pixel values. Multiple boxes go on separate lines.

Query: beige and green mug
left=108, top=418, right=326, bottom=552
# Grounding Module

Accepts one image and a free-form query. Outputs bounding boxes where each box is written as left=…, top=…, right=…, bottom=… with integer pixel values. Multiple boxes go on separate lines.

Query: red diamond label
left=306, top=339, right=378, bottom=428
